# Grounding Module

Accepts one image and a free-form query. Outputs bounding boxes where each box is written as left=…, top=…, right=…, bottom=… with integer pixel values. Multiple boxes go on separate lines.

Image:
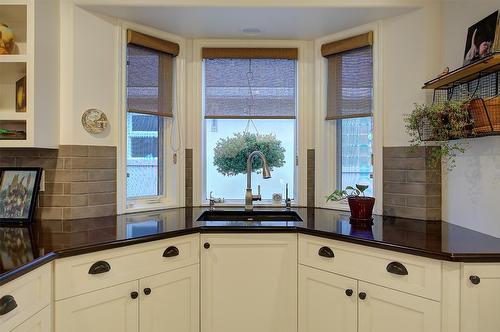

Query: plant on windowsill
left=326, top=184, right=375, bottom=222
left=213, top=132, right=286, bottom=176
left=404, top=98, right=473, bottom=170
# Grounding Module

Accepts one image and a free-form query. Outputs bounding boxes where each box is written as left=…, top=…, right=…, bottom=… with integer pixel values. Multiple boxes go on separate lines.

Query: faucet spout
left=245, top=151, right=272, bottom=212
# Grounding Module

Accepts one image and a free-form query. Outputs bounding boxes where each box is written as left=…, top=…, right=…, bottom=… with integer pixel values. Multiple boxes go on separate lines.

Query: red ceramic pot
left=347, top=196, right=375, bottom=221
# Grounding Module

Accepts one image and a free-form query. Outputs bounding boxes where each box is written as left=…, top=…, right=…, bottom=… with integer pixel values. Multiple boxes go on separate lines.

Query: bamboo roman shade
left=202, top=47, right=298, bottom=60
left=203, top=49, right=297, bottom=119
left=322, top=32, right=373, bottom=120
left=126, top=30, right=179, bottom=118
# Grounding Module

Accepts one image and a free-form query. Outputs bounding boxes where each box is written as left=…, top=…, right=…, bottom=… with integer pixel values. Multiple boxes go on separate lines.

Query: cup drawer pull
left=0, top=295, right=17, bottom=316
left=163, top=246, right=180, bottom=258
left=318, top=246, right=335, bottom=258
left=88, top=261, right=111, bottom=275
left=386, top=261, right=408, bottom=275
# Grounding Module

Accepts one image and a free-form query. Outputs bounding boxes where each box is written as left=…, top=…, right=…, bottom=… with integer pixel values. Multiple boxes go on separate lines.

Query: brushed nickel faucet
left=245, top=151, right=271, bottom=212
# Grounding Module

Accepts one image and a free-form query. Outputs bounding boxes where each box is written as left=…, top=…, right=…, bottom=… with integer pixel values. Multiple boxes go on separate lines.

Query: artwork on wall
left=0, top=23, right=15, bottom=55
left=16, top=76, right=26, bottom=113
left=463, top=10, right=500, bottom=66
left=0, top=168, right=42, bottom=223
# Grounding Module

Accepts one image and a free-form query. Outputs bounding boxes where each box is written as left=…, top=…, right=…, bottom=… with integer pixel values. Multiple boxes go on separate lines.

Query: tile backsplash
left=383, top=146, right=441, bottom=220
left=0, top=145, right=117, bottom=220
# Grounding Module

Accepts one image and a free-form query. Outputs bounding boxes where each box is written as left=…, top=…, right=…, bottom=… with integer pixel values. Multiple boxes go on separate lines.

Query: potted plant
left=326, top=184, right=375, bottom=221
left=404, top=98, right=473, bottom=170
left=213, top=132, right=286, bottom=176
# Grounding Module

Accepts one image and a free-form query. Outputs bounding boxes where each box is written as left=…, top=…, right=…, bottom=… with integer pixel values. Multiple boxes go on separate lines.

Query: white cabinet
left=201, top=233, right=297, bottom=332
left=11, top=305, right=51, bottom=332
left=55, top=280, right=139, bottom=332
left=298, top=265, right=357, bottom=332
left=140, top=265, right=199, bottom=332
left=358, top=281, right=441, bottom=332
left=461, top=264, right=500, bottom=332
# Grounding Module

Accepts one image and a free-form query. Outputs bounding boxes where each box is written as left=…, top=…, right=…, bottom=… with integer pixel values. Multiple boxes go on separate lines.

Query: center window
left=203, top=55, right=297, bottom=201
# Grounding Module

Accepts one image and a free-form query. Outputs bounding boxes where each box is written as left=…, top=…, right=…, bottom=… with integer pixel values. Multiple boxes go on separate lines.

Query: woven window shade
left=127, top=29, right=179, bottom=56
left=204, top=58, right=296, bottom=119
left=126, top=45, right=173, bottom=117
left=202, top=48, right=298, bottom=60
left=325, top=46, right=373, bottom=120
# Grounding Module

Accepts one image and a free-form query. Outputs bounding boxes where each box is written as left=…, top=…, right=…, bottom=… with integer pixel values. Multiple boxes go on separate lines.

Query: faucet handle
left=257, top=185, right=261, bottom=196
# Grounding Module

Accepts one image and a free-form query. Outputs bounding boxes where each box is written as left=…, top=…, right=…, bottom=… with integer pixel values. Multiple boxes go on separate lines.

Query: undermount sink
left=197, top=210, right=303, bottom=222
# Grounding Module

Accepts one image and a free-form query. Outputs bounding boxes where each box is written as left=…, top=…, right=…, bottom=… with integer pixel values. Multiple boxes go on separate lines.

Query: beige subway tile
left=36, top=207, right=64, bottom=220
left=64, top=204, right=116, bottom=219
left=67, top=157, right=116, bottom=169
left=44, top=170, right=88, bottom=183
left=58, top=145, right=89, bottom=157
left=87, top=169, right=116, bottom=181
left=44, top=183, right=65, bottom=194
left=88, top=193, right=116, bottom=205
left=16, top=157, right=64, bottom=169
left=88, top=146, right=116, bottom=157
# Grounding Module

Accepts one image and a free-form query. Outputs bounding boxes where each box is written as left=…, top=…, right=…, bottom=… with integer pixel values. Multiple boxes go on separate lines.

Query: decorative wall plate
left=81, top=109, right=108, bottom=134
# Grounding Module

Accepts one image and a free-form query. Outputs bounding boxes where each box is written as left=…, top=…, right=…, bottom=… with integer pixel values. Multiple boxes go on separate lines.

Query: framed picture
left=15, top=76, right=26, bottom=113
left=0, top=168, right=42, bottom=223
left=463, top=10, right=500, bottom=66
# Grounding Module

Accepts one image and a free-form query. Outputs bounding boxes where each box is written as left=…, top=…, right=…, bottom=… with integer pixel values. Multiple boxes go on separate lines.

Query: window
left=125, top=30, right=178, bottom=203
left=323, top=33, right=374, bottom=196
left=202, top=51, right=297, bottom=201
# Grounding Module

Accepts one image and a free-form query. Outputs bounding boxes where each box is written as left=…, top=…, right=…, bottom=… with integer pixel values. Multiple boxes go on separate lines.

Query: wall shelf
left=423, top=53, right=500, bottom=90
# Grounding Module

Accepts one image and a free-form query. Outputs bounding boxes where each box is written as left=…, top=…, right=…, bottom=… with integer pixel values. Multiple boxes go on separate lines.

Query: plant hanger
left=244, top=59, right=260, bottom=136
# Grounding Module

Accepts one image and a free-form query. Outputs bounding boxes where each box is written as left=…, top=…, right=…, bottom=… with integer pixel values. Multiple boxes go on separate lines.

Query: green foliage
left=213, top=132, right=286, bottom=176
left=404, top=98, right=472, bottom=171
left=326, top=184, right=369, bottom=202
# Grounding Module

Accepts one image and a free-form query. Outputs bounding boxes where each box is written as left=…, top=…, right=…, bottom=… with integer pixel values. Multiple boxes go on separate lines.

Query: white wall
left=60, top=1, right=120, bottom=146
left=381, top=2, right=442, bottom=147
left=441, top=0, right=500, bottom=237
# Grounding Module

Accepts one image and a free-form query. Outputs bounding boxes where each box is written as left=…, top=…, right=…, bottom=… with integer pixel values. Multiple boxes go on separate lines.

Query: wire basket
left=485, top=96, right=500, bottom=132
left=469, top=98, right=493, bottom=133
left=417, top=117, right=434, bottom=141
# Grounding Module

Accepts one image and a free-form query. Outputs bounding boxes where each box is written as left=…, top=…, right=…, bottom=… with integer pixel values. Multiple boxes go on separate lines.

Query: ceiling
left=83, top=6, right=416, bottom=39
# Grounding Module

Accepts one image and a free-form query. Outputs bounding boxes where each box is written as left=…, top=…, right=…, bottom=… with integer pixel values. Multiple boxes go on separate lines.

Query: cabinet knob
left=88, top=261, right=111, bottom=275
left=0, top=295, right=17, bottom=316
left=358, top=292, right=367, bottom=300
left=469, top=275, right=481, bottom=285
left=386, top=261, right=408, bottom=276
left=144, top=288, right=152, bottom=295
left=345, top=289, right=353, bottom=297
left=204, top=242, right=210, bottom=249
left=318, top=246, right=335, bottom=258
left=163, top=246, right=179, bottom=258
left=130, top=291, right=139, bottom=299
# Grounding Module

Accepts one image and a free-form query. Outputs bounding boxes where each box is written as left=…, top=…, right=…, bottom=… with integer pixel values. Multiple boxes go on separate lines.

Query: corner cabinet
left=201, top=233, right=297, bottom=332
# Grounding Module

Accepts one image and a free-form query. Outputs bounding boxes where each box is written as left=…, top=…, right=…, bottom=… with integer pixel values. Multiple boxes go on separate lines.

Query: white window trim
left=190, top=38, right=314, bottom=207
left=314, top=22, right=383, bottom=214
left=117, top=21, right=186, bottom=214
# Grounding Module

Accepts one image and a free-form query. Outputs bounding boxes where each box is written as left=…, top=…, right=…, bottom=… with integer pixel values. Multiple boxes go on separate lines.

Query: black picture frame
left=0, top=167, right=43, bottom=223
left=463, top=10, right=500, bottom=66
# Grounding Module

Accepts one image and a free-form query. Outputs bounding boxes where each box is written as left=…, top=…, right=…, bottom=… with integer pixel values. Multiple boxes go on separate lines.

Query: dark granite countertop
left=2, top=207, right=500, bottom=285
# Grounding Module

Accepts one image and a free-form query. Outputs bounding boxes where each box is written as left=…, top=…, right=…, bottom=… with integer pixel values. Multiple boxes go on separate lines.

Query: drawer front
left=55, top=234, right=199, bottom=300
left=298, top=234, right=442, bottom=301
left=0, top=264, right=52, bottom=331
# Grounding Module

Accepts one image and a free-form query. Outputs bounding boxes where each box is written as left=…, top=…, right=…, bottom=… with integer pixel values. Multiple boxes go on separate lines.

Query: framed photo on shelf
left=463, top=10, right=500, bottom=66
left=15, top=76, right=26, bottom=113
left=0, top=168, right=42, bottom=223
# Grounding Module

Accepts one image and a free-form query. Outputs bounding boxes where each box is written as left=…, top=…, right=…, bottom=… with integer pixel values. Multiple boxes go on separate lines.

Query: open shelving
left=0, top=0, right=59, bottom=148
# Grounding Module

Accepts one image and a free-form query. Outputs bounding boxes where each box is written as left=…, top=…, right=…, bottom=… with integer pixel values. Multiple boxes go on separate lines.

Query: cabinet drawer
left=55, top=234, right=199, bottom=300
left=0, top=264, right=52, bottom=331
left=298, top=234, right=442, bottom=301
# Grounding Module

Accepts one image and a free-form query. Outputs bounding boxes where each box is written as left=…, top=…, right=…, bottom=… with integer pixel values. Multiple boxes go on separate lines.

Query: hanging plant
left=213, top=132, right=286, bottom=176
left=404, top=98, right=473, bottom=170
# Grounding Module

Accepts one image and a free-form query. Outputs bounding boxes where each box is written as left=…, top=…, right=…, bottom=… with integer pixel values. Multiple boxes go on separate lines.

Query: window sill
left=202, top=199, right=296, bottom=209
left=126, top=199, right=179, bottom=214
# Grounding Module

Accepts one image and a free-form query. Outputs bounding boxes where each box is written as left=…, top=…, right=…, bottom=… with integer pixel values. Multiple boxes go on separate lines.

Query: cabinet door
left=11, top=305, right=51, bottom=332
left=201, top=233, right=297, bottom=332
left=55, top=280, right=139, bottom=332
left=358, top=282, right=440, bottom=332
left=140, top=264, right=199, bottom=332
left=462, top=264, right=500, bottom=332
left=298, top=265, right=357, bottom=332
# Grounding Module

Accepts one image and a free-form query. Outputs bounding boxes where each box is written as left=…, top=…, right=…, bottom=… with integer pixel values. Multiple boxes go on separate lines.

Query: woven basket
left=469, top=98, right=493, bottom=133
left=417, top=117, right=434, bottom=141
left=484, top=96, right=500, bottom=132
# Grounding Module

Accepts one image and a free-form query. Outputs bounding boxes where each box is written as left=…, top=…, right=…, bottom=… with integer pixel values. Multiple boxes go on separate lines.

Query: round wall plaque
left=81, top=109, right=109, bottom=134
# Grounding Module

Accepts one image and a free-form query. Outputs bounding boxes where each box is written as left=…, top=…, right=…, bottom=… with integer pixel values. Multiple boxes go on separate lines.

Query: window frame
left=118, top=24, right=185, bottom=214
left=191, top=39, right=313, bottom=207
left=315, top=23, right=383, bottom=214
